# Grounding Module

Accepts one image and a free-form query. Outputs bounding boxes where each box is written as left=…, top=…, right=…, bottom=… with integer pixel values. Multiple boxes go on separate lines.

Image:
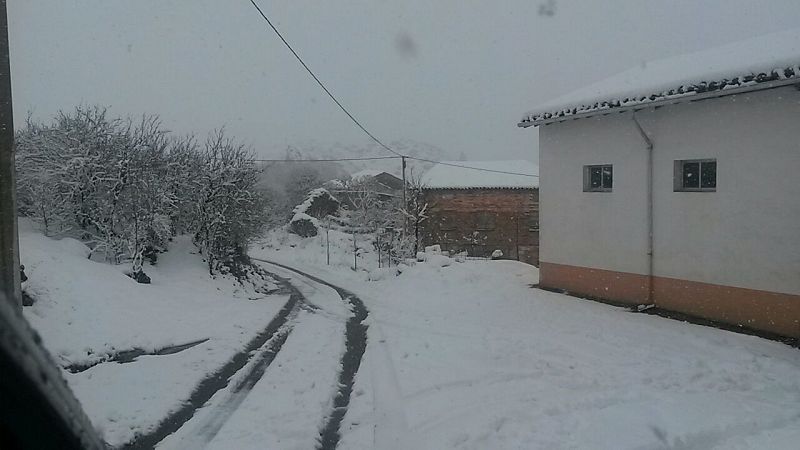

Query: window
left=675, top=159, right=716, bottom=191
left=476, top=213, right=496, bottom=231
left=583, top=164, right=613, bottom=192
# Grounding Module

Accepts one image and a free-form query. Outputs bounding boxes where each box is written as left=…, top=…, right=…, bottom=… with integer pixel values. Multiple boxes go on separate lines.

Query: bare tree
left=397, top=169, right=429, bottom=256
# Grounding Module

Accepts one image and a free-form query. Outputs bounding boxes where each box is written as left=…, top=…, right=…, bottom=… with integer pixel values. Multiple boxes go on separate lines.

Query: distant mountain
left=272, top=139, right=453, bottom=177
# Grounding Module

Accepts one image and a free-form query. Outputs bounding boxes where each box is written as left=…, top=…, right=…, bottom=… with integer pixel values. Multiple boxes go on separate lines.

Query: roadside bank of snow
left=19, top=224, right=289, bottom=446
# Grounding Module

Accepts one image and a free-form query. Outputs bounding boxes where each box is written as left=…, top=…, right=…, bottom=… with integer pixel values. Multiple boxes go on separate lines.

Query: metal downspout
left=632, top=112, right=654, bottom=305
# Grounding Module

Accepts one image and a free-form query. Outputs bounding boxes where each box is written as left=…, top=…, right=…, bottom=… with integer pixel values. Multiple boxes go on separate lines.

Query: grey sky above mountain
left=9, top=0, right=800, bottom=161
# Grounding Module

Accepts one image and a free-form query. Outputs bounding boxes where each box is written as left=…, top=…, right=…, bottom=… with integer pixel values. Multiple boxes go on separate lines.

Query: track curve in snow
left=251, top=259, right=370, bottom=450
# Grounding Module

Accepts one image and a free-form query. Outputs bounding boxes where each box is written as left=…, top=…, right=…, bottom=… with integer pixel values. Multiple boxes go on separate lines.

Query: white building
left=519, top=29, right=800, bottom=338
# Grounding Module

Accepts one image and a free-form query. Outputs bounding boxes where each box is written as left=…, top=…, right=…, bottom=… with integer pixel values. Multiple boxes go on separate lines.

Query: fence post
left=352, top=232, right=357, bottom=271
left=515, top=216, right=520, bottom=261
left=326, top=228, right=330, bottom=266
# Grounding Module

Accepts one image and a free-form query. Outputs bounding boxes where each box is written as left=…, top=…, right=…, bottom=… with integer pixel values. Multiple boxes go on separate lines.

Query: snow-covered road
left=251, top=239, right=800, bottom=450
left=158, top=260, right=372, bottom=450
left=120, top=261, right=374, bottom=450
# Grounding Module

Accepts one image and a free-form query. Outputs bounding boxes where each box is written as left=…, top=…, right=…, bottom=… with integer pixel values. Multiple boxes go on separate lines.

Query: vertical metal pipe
left=632, top=112, right=654, bottom=305
left=0, top=0, right=20, bottom=310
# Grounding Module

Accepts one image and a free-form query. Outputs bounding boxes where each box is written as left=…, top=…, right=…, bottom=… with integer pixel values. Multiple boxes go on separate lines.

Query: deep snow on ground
left=20, top=219, right=800, bottom=449
left=252, top=233, right=800, bottom=450
left=19, top=223, right=289, bottom=446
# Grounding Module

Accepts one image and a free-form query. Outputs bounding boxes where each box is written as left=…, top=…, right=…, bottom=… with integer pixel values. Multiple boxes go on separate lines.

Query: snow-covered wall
left=540, top=85, right=800, bottom=295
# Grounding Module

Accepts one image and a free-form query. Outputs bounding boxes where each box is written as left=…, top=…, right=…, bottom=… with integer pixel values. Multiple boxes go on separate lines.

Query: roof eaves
left=422, top=186, right=538, bottom=190
left=519, top=66, right=800, bottom=128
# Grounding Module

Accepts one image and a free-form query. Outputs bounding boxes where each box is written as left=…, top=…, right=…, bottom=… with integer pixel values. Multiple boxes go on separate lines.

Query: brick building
left=419, top=161, right=539, bottom=265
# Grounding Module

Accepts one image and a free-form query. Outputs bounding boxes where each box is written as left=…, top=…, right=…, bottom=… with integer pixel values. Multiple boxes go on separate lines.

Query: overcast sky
left=8, top=0, right=800, bottom=161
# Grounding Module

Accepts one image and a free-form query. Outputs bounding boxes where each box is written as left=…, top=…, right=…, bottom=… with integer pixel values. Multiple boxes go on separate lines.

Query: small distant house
left=329, top=169, right=404, bottom=208
left=419, top=160, right=539, bottom=265
left=350, top=170, right=404, bottom=194
left=518, top=29, right=800, bottom=337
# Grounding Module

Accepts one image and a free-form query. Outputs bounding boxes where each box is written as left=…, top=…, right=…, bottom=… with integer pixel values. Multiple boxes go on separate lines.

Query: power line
left=247, top=0, right=402, bottom=158
left=253, top=156, right=401, bottom=163
left=245, top=1, right=539, bottom=180
left=405, top=156, right=540, bottom=178
left=252, top=156, right=539, bottom=178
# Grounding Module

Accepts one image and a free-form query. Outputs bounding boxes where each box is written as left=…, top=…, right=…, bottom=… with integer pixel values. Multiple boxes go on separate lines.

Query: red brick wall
left=419, top=188, right=539, bottom=265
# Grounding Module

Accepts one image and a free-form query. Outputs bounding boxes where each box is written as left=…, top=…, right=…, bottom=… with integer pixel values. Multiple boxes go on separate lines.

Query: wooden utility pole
left=0, top=0, right=20, bottom=310
left=401, top=156, right=407, bottom=238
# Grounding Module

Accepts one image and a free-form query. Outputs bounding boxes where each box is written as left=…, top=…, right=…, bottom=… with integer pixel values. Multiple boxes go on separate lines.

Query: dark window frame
left=583, top=164, right=613, bottom=192
left=674, top=158, right=716, bottom=192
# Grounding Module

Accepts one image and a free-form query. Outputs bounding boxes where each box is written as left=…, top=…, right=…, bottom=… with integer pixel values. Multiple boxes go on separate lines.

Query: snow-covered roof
left=422, top=160, right=538, bottom=190
left=350, top=169, right=386, bottom=181
left=519, top=28, right=800, bottom=127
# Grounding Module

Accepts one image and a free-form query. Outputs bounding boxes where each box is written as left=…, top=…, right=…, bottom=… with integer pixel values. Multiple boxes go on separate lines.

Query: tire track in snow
left=252, top=259, right=370, bottom=450
left=121, top=271, right=303, bottom=450
left=164, top=315, right=299, bottom=449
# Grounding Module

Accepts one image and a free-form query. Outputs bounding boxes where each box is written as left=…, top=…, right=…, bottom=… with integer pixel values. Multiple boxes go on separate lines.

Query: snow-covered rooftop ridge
left=349, top=169, right=386, bottom=181
left=291, top=188, right=335, bottom=223
left=422, top=160, right=539, bottom=189
left=520, top=28, right=800, bottom=127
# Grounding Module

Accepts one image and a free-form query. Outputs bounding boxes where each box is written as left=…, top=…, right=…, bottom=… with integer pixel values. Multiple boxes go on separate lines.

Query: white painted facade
left=539, top=85, right=800, bottom=295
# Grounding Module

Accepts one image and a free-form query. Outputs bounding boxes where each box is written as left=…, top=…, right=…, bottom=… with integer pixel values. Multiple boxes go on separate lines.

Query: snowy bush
left=191, top=129, right=268, bottom=273
left=15, top=107, right=269, bottom=277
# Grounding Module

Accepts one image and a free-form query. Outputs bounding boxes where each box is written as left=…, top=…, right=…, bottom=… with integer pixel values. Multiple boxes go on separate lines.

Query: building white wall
left=539, top=114, right=650, bottom=274
left=539, top=85, right=800, bottom=295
